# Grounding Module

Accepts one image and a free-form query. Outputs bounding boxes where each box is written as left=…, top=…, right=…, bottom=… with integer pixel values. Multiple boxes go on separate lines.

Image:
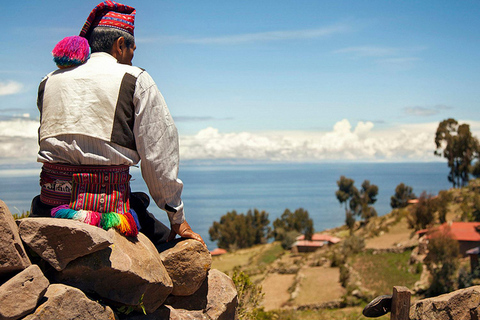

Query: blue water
left=0, top=162, right=453, bottom=249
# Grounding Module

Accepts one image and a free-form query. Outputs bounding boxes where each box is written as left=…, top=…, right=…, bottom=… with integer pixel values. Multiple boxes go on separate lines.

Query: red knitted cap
left=80, top=1, right=135, bottom=39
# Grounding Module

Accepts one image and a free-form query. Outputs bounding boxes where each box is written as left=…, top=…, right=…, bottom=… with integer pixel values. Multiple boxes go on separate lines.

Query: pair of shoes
left=362, top=294, right=393, bottom=317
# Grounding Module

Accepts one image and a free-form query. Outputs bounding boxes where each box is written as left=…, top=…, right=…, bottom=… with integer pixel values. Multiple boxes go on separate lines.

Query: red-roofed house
left=417, top=222, right=480, bottom=256
left=292, top=233, right=341, bottom=253
left=296, top=234, right=341, bottom=244
left=210, top=248, right=227, bottom=256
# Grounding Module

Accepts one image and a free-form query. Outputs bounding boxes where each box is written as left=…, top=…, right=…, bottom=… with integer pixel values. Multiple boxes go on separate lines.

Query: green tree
left=424, top=227, right=460, bottom=296
left=272, top=208, right=314, bottom=242
left=407, top=191, right=438, bottom=231
left=435, top=118, right=479, bottom=188
left=391, top=183, right=416, bottom=209
left=352, top=180, right=378, bottom=222
left=471, top=161, right=480, bottom=178
left=209, top=209, right=271, bottom=250
left=336, top=176, right=379, bottom=229
left=436, top=190, right=451, bottom=224
left=336, top=176, right=358, bottom=232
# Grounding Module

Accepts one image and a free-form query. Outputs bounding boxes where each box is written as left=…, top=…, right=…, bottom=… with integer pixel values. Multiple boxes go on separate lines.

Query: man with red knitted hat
left=32, top=1, right=205, bottom=247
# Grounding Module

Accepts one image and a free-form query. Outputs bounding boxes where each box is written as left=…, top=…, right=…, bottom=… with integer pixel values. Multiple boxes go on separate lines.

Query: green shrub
left=231, top=270, right=264, bottom=320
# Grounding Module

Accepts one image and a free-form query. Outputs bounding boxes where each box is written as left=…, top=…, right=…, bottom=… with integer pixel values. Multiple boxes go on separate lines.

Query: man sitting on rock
left=31, top=0, right=205, bottom=247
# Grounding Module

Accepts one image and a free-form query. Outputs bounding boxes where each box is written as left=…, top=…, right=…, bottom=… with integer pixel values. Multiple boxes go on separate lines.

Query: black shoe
left=362, top=294, right=393, bottom=317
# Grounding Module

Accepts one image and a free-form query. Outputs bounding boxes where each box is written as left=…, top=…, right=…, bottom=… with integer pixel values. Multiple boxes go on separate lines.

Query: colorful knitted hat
left=52, top=36, right=90, bottom=69
left=80, top=1, right=136, bottom=39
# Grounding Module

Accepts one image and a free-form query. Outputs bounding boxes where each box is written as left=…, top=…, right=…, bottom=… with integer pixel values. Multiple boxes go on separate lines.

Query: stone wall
left=0, top=200, right=238, bottom=320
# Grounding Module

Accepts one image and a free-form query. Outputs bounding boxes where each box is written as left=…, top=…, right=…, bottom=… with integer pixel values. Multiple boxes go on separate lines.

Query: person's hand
left=168, top=220, right=206, bottom=247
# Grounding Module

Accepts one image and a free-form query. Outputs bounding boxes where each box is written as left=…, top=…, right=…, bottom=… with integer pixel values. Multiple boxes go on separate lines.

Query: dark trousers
left=30, top=192, right=170, bottom=246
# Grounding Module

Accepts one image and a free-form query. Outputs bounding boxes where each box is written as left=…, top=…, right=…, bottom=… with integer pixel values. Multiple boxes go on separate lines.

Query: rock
left=0, top=200, right=31, bottom=276
left=410, top=285, right=480, bottom=320
left=23, top=284, right=117, bottom=320
left=18, top=218, right=114, bottom=271
left=55, top=229, right=173, bottom=314
left=0, top=264, right=49, bottom=320
left=158, top=239, right=211, bottom=296
left=165, top=269, right=238, bottom=320
left=119, top=305, right=208, bottom=320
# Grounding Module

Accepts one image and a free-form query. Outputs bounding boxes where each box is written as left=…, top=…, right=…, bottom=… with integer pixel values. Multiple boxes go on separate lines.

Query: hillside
left=211, top=178, right=480, bottom=319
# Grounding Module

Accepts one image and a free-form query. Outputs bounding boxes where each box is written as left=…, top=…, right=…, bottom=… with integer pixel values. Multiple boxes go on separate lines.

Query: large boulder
left=18, top=218, right=114, bottom=271
left=23, top=284, right=118, bottom=320
left=0, top=265, right=49, bottom=320
left=158, top=239, right=212, bottom=296
left=410, top=285, right=480, bottom=320
left=55, top=229, right=173, bottom=313
left=164, top=269, right=238, bottom=320
left=119, top=269, right=237, bottom=320
left=0, top=200, right=31, bottom=276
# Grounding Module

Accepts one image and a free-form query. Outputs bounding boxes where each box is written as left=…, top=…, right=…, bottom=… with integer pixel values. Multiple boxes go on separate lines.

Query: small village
left=210, top=178, right=480, bottom=319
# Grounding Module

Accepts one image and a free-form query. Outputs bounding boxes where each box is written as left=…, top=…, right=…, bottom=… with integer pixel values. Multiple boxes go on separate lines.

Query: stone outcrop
left=23, top=284, right=117, bottom=320
left=121, top=269, right=238, bottom=320
left=0, top=200, right=30, bottom=276
left=54, top=229, right=173, bottom=313
left=164, top=269, right=238, bottom=320
left=18, top=218, right=113, bottom=271
left=158, top=238, right=212, bottom=296
left=0, top=199, right=237, bottom=319
left=0, top=264, right=49, bottom=320
left=410, top=285, right=480, bottom=320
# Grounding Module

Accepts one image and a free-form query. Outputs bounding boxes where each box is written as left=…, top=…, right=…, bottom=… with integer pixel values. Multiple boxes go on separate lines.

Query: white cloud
left=334, top=46, right=400, bottom=57
left=179, top=120, right=480, bottom=162
left=138, top=24, right=350, bottom=45
left=1, top=118, right=479, bottom=165
left=0, top=119, right=39, bottom=164
left=0, top=81, right=23, bottom=96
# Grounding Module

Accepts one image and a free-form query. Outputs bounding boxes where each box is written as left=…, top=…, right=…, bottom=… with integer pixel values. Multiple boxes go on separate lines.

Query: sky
left=1, top=0, right=480, bottom=166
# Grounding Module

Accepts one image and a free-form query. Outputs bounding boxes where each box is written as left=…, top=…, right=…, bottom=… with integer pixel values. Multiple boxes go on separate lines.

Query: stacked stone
left=0, top=200, right=237, bottom=320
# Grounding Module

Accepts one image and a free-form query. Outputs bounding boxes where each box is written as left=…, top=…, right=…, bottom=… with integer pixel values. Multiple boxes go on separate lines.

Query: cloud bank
left=1, top=118, right=479, bottom=166
left=179, top=119, right=450, bottom=162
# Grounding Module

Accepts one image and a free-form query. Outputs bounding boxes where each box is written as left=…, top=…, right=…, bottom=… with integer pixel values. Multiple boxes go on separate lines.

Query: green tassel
left=101, top=212, right=121, bottom=230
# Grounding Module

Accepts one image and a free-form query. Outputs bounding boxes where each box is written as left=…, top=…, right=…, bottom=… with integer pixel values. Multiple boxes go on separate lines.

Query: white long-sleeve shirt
left=37, top=52, right=185, bottom=224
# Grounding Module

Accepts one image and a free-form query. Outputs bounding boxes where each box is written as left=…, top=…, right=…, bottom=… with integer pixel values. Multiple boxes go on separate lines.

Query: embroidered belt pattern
left=40, top=163, right=139, bottom=237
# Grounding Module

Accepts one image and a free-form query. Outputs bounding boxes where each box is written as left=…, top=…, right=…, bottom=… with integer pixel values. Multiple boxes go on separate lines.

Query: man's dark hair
left=88, top=27, right=135, bottom=53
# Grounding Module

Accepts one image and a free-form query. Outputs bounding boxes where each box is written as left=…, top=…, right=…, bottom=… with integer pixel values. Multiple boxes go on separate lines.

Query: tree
left=336, top=176, right=358, bottom=232
left=209, top=209, right=271, bottom=250
left=471, top=161, right=480, bottom=178
left=434, top=118, right=479, bottom=188
left=272, top=208, right=314, bottom=242
left=336, top=176, right=379, bottom=229
left=352, top=180, right=378, bottom=222
left=424, top=227, right=460, bottom=296
left=407, top=191, right=438, bottom=230
left=391, top=183, right=416, bottom=209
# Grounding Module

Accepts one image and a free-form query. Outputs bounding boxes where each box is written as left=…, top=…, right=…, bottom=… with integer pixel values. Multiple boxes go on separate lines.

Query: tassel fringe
left=51, top=206, right=138, bottom=237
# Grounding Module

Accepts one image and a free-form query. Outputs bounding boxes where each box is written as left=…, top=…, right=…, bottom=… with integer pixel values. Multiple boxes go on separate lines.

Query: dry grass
left=260, top=273, right=296, bottom=311
left=293, top=266, right=346, bottom=306
left=365, top=216, right=415, bottom=249
left=211, top=244, right=268, bottom=273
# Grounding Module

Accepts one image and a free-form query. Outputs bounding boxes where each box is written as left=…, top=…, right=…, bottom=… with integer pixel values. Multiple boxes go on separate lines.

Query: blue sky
left=1, top=1, right=480, bottom=165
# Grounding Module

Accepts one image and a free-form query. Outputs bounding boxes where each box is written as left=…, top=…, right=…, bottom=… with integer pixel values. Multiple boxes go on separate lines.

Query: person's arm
left=133, top=71, right=205, bottom=246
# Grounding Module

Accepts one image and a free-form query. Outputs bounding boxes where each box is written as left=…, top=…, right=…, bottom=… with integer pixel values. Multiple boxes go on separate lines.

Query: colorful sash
left=40, top=163, right=139, bottom=237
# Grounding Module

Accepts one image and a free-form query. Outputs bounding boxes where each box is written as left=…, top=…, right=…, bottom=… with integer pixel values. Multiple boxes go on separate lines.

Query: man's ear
left=117, top=37, right=126, bottom=51
left=111, top=36, right=125, bottom=58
